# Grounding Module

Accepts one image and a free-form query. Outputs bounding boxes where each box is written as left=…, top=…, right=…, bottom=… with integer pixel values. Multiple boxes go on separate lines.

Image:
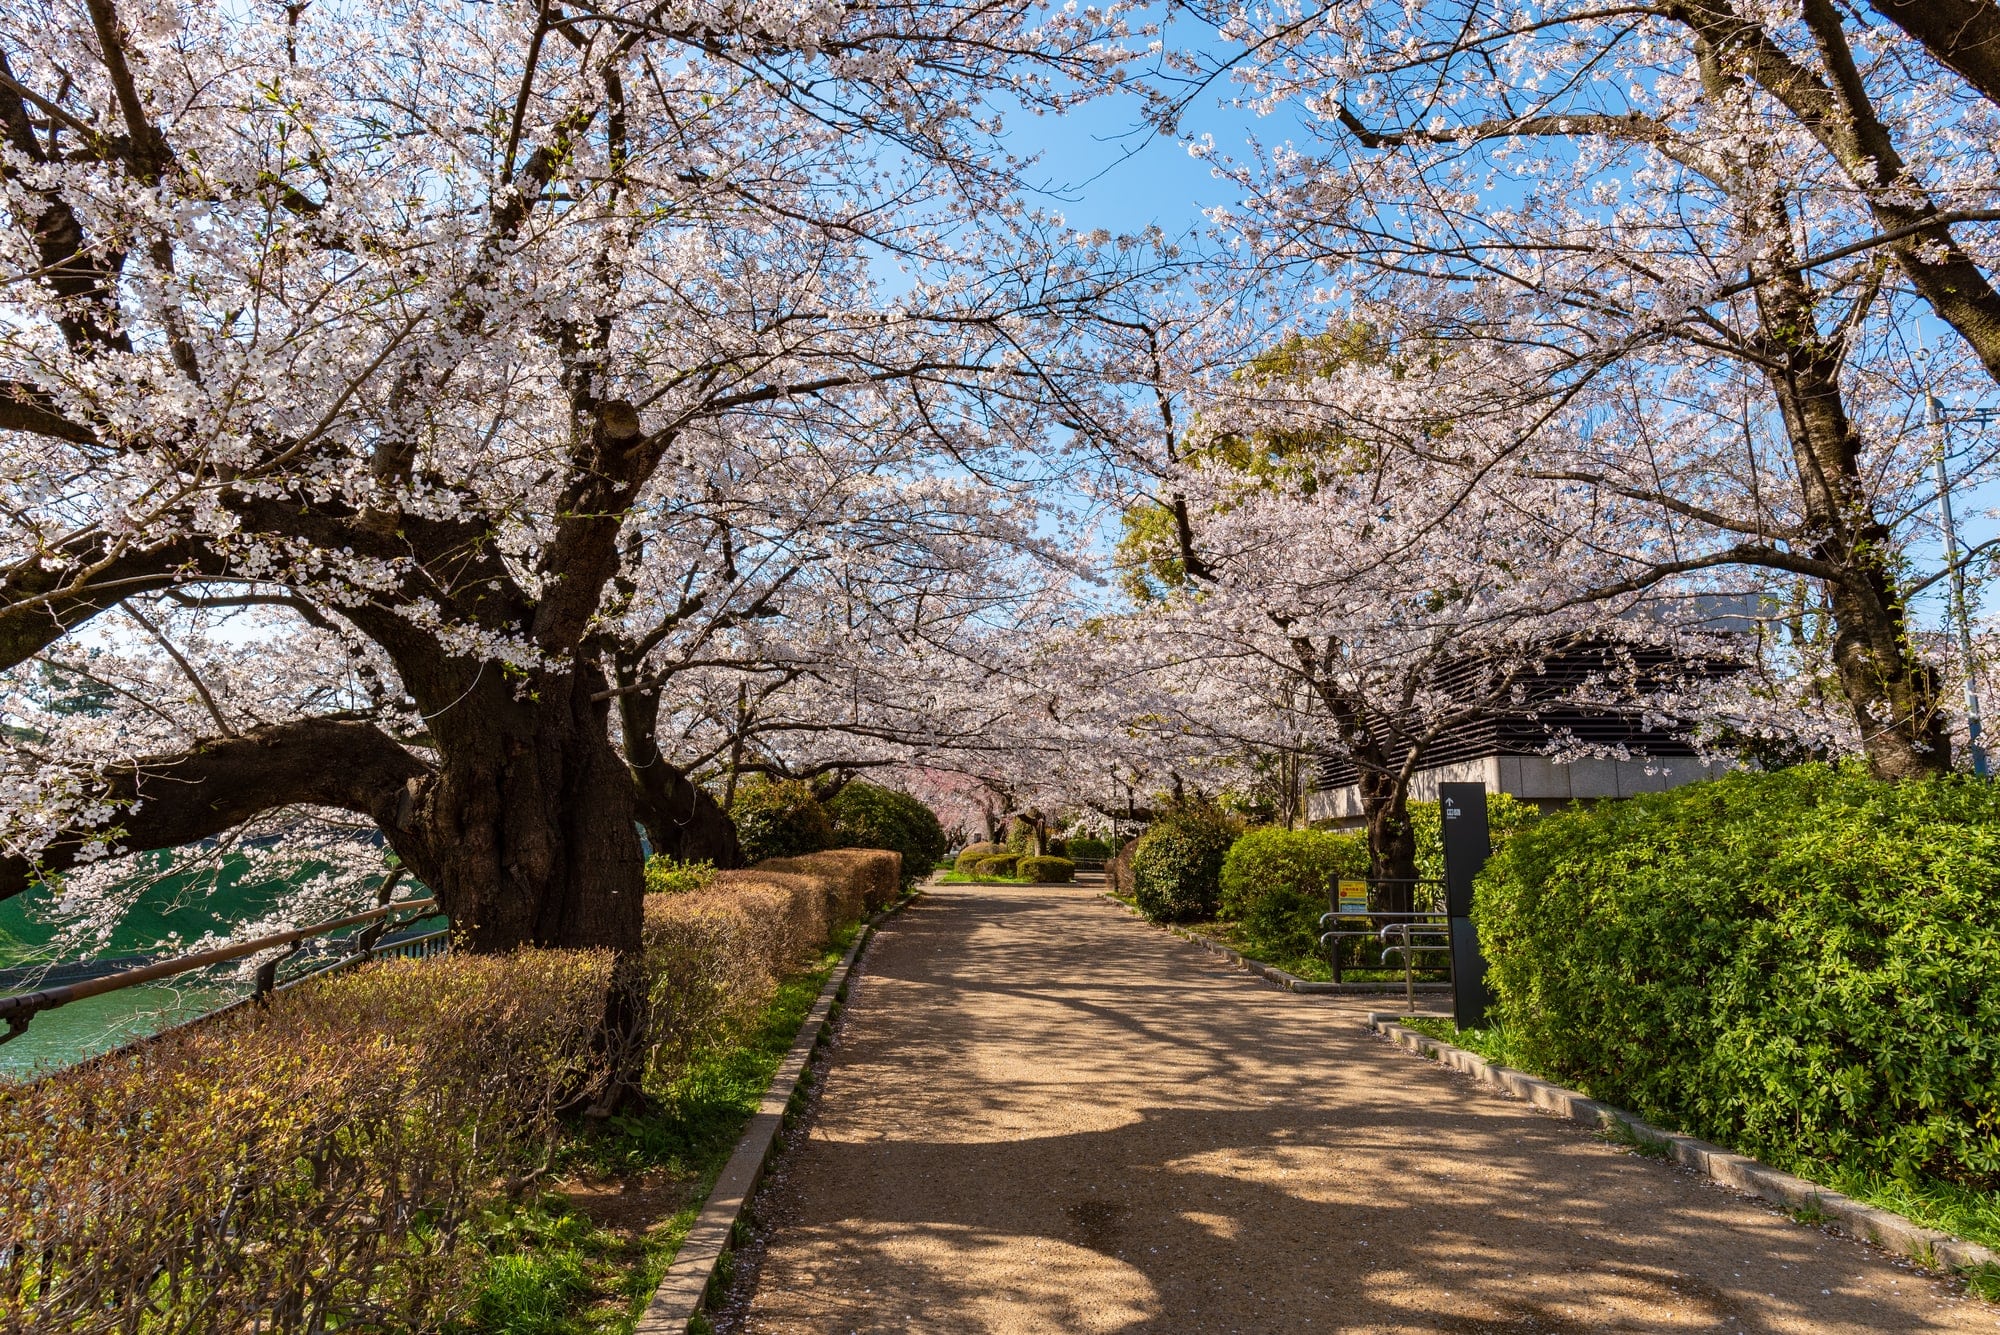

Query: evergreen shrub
left=1412, top=791, right=1543, bottom=884
left=974, top=853, right=1021, bottom=878
left=730, top=779, right=834, bottom=864
left=1131, top=806, right=1239, bottom=922
left=1478, top=764, right=2000, bottom=1189
left=1018, top=855, right=1075, bottom=883
left=643, top=856, right=716, bottom=895
left=1067, top=836, right=1112, bottom=860
left=1219, top=827, right=1367, bottom=958
left=827, top=782, right=946, bottom=886
left=954, top=841, right=1004, bottom=872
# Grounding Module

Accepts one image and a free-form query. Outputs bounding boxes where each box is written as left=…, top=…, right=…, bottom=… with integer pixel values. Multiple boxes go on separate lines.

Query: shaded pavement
left=735, top=883, right=1997, bottom=1333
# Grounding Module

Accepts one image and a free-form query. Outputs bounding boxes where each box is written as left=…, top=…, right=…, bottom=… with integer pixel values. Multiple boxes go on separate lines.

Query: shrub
left=1067, top=836, right=1112, bottom=860
left=1018, top=855, right=1075, bottom=883
left=643, top=856, right=716, bottom=895
left=1219, top=827, right=1368, bottom=957
left=1477, top=763, right=2000, bottom=1190
left=954, top=841, right=1004, bottom=872
left=730, top=779, right=834, bottom=864
left=1131, top=806, right=1239, bottom=922
left=642, top=849, right=896, bottom=1084
left=0, top=949, right=613, bottom=1333
left=974, top=853, right=1021, bottom=878
left=827, top=782, right=946, bottom=886
left=1413, top=790, right=1543, bottom=885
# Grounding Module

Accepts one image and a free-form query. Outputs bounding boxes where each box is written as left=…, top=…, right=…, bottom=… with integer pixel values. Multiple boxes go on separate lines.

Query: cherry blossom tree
left=0, top=0, right=1138, bottom=978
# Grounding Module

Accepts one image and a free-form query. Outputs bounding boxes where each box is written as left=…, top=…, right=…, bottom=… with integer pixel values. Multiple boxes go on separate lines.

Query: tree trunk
left=401, top=662, right=646, bottom=956
left=617, top=688, right=745, bottom=868
left=1700, top=46, right=1953, bottom=781
left=1360, top=769, right=1420, bottom=914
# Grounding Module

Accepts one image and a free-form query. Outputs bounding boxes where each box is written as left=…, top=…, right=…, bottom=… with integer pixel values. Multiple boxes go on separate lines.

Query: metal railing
left=0, top=891, right=442, bottom=1048
left=1317, top=875, right=1450, bottom=986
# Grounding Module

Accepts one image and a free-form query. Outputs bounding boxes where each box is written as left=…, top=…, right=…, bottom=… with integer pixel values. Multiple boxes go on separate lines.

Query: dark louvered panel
left=1311, top=641, right=1733, bottom=790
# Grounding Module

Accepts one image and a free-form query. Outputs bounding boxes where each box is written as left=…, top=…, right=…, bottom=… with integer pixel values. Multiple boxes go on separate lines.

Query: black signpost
left=1439, top=782, right=1492, bottom=1029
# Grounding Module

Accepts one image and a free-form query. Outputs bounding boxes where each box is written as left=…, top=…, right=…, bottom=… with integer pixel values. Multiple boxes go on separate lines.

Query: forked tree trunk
left=399, top=662, right=646, bottom=956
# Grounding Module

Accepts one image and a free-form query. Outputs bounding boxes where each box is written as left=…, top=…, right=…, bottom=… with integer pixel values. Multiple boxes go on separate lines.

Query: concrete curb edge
left=633, top=893, right=916, bottom=1333
left=1366, top=1012, right=2000, bottom=1279
left=1097, top=891, right=1450, bottom=995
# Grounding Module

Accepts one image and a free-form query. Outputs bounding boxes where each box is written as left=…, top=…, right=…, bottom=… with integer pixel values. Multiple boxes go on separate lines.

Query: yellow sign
left=1337, top=879, right=1369, bottom=915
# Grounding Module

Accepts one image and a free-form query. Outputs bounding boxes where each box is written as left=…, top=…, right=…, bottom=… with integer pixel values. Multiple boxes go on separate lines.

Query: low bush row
left=949, top=847, right=1077, bottom=883
left=0, top=950, right=614, bottom=1333
left=640, top=849, right=896, bottom=1084
left=1477, top=763, right=2000, bottom=1192
left=0, top=849, right=903, bottom=1333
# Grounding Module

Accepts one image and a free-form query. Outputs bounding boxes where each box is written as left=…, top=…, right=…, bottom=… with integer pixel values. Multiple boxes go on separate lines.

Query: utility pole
left=1927, top=391, right=1988, bottom=777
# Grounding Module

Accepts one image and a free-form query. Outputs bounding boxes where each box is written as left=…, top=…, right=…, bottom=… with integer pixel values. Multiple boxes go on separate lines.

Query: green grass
left=937, top=870, right=1036, bottom=885
left=1393, top=1016, right=2000, bottom=1267
left=454, top=922, right=862, bottom=1334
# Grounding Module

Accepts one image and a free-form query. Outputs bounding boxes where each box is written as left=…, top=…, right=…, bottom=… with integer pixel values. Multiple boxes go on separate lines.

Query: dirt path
left=733, top=883, right=1996, bottom=1334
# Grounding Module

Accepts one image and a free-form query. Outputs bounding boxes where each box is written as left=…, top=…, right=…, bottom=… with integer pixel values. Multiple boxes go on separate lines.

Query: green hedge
left=955, top=842, right=1004, bottom=873
left=1018, top=855, right=1075, bottom=883
left=1067, top=836, right=1112, bottom=860
left=1219, top=827, right=1367, bottom=958
left=828, top=782, right=946, bottom=886
left=1132, top=806, right=1239, bottom=922
left=730, top=779, right=834, bottom=864
left=974, top=853, right=1021, bottom=878
left=1477, top=764, right=2000, bottom=1189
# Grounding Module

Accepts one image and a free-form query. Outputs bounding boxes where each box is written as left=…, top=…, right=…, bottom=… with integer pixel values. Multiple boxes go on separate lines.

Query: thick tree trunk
left=401, top=662, right=646, bottom=956
left=1763, top=282, right=1950, bottom=778
left=1698, top=47, right=1953, bottom=781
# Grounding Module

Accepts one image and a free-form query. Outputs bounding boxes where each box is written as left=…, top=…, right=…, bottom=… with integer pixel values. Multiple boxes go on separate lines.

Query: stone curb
left=633, top=894, right=916, bottom=1334
left=1098, top=891, right=1450, bottom=995
left=1367, top=1013, right=2000, bottom=1279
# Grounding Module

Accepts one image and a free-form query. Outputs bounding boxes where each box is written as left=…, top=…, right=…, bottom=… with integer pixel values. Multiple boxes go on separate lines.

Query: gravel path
left=736, top=882, right=1997, bottom=1333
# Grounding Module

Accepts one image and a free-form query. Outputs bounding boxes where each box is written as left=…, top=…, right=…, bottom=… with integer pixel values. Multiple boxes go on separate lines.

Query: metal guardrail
left=0, top=891, right=441, bottom=1047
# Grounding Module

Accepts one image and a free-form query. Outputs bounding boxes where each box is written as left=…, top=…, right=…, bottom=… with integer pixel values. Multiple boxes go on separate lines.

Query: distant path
left=736, top=882, right=1996, bottom=1334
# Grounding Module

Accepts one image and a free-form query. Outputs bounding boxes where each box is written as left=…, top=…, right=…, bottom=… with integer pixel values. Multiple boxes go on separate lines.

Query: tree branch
left=0, top=718, right=432, bottom=901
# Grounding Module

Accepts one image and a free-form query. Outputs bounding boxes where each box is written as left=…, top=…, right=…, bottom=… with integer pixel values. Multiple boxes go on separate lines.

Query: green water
left=0, top=850, right=411, bottom=1080
left=0, top=980, right=242, bottom=1080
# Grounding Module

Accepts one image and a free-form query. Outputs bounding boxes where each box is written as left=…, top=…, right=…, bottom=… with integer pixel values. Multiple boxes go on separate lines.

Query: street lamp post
left=1926, top=391, right=1988, bottom=778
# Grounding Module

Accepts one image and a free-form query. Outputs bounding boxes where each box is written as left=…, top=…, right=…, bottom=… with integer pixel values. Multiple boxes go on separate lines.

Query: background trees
left=1163, top=0, right=2000, bottom=783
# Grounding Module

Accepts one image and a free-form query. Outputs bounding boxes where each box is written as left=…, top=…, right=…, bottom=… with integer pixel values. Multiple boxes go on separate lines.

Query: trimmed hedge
left=1477, top=764, right=2000, bottom=1189
left=1131, top=806, right=1239, bottom=922
left=730, top=779, right=834, bottom=864
left=974, top=853, right=1021, bottom=878
left=828, top=782, right=946, bottom=886
left=1219, top=827, right=1367, bottom=958
left=1018, top=855, right=1075, bottom=883
left=954, top=841, right=1004, bottom=873
left=643, top=848, right=897, bottom=1082
left=1067, top=836, right=1112, bottom=860
left=0, top=950, right=614, bottom=1332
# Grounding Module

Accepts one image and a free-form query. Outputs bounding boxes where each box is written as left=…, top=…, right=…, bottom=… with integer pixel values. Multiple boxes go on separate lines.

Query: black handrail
left=0, top=895, right=439, bottom=1045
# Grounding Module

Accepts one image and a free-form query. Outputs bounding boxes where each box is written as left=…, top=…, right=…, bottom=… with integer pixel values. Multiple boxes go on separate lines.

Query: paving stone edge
left=1097, top=890, right=1449, bottom=995
left=1367, top=1012, right=2000, bottom=1280
left=633, top=893, right=916, bottom=1334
